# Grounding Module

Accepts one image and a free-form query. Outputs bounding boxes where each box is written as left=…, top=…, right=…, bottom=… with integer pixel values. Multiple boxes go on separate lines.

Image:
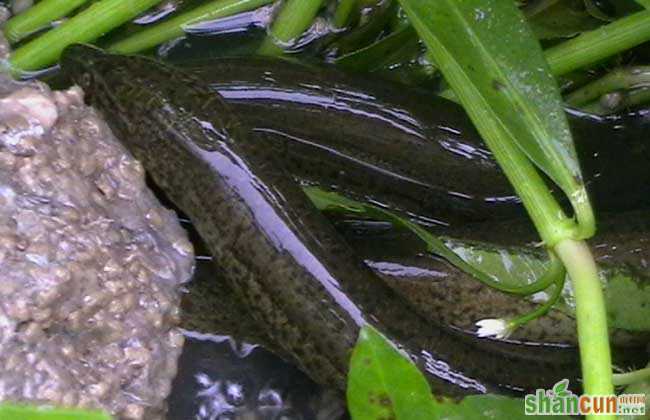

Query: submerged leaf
left=347, top=326, right=573, bottom=420
left=347, top=325, right=436, bottom=420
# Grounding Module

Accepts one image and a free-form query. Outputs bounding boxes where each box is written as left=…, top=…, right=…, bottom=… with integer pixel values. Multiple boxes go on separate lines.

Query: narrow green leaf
left=397, top=0, right=593, bottom=239
left=8, top=0, right=164, bottom=73
left=109, top=0, right=274, bottom=55
left=347, top=325, right=436, bottom=420
left=3, top=0, right=90, bottom=43
left=0, top=404, right=111, bottom=420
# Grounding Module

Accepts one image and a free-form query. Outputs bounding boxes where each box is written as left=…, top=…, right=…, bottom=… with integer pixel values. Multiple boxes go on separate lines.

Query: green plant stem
left=584, top=85, right=650, bottom=114
left=3, top=0, right=90, bottom=43
left=109, top=0, right=273, bottom=54
left=360, top=199, right=566, bottom=296
left=333, top=0, right=358, bottom=28
left=508, top=268, right=565, bottom=330
left=8, top=0, right=163, bottom=73
left=566, top=66, right=650, bottom=106
left=478, top=128, right=574, bottom=248
left=442, top=11, right=650, bottom=99
left=258, top=0, right=324, bottom=55
left=305, top=186, right=565, bottom=297
left=555, top=238, right=613, bottom=418
left=613, top=367, right=650, bottom=386
left=546, top=10, right=650, bottom=77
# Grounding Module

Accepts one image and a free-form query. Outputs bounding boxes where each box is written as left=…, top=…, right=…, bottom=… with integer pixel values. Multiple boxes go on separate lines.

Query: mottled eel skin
left=182, top=56, right=650, bottom=225
left=62, top=45, right=581, bottom=396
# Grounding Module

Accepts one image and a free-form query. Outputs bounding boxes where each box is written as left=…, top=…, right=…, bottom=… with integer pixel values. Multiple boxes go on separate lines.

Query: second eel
left=61, top=44, right=588, bottom=396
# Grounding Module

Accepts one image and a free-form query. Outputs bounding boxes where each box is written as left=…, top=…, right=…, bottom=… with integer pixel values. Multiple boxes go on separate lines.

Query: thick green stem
left=109, top=0, right=273, bottom=55
left=3, top=0, right=90, bottom=43
left=478, top=128, right=574, bottom=248
left=362, top=201, right=566, bottom=296
left=555, top=239, right=613, bottom=419
left=258, top=0, right=324, bottom=55
left=508, top=267, right=565, bottom=330
left=442, top=11, right=650, bottom=99
left=613, top=367, right=650, bottom=386
left=582, top=85, right=650, bottom=114
left=8, top=0, right=163, bottom=73
left=566, top=66, right=650, bottom=106
left=546, top=10, right=650, bottom=77
left=333, top=0, right=359, bottom=28
left=304, top=186, right=564, bottom=297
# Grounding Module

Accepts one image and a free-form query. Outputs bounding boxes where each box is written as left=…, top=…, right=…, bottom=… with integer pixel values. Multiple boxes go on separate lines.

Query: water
left=167, top=334, right=346, bottom=420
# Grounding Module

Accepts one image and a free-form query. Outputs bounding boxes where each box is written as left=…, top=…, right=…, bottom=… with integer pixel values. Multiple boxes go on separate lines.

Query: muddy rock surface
left=0, top=35, right=194, bottom=418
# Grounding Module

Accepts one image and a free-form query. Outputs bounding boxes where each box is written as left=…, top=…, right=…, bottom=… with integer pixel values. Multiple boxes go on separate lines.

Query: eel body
left=180, top=56, right=650, bottom=226
left=61, top=45, right=589, bottom=396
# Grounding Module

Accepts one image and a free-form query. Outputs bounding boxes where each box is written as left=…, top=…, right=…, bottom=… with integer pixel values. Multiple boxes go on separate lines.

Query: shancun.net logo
left=525, top=379, right=646, bottom=416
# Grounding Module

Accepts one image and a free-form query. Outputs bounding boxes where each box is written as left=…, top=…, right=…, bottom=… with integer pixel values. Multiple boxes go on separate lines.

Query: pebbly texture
left=0, top=67, right=194, bottom=418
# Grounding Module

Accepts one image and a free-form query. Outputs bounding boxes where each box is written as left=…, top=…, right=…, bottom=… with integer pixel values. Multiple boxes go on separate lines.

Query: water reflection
left=167, top=334, right=346, bottom=420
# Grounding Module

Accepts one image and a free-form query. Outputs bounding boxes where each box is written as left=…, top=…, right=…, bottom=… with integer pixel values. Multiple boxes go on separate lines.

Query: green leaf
left=605, top=273, right=650, bottom=332
left=347, top=327, right=573, bottom=420
left=0, top=404, right=111, bottom=420
left=347, top=325, right=436, bottom=420
left=397, top=0, right=593, bottom=240
left=399, top=0, right=580, bottom=186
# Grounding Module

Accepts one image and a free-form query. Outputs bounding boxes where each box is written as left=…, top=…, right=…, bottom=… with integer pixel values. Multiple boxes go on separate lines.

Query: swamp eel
left=61, top=45, right=591, bottom=396
left=179, top=56, right=650, bottom=226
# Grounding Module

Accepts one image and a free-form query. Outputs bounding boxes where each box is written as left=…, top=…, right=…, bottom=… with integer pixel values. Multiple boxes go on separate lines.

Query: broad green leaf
left=397, top=0, right=593, bottom=237
left=347, top=325, right=436, bottom=420
left=347, top=326, right=573, bottom=420
left=0, top=404, right=111, bottom=420
left=605, top=273, right=650, bottom=332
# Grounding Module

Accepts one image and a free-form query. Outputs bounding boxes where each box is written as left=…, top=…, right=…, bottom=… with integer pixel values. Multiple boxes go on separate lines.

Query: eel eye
left=79, top=72, right=93, bottom=88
